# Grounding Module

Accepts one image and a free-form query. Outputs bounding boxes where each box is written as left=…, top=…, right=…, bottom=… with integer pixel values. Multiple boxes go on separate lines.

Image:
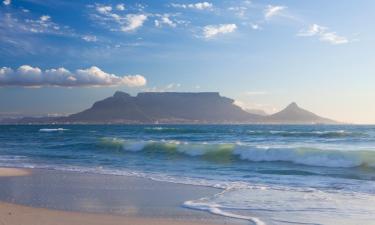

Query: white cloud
left=121, top=75, right=147, bottom=87
left=250, top=23, right=260, bottom=30
left=116, top=4, right=125, bottom=11
left=203, top=24, right=237, bottom=39
left=82, top=35, right=98, bottom=42
left=121, top=14, right=148, bottom=32
left=40, top=15, right=51, bottom=22
left=192, top=2, right=213, bottom=10
left=91, top=3, right=148, bottom=33
left=18, top=14, right=69, bottom=35
left=171, top=2, right=213, bottom=10
left=1, top=10, right=90, bottom=47
left=154, top=15, right=176, bottom=28
left=3, top=0, right=11, bottom=5
left=298, top=24, right=323, bottom=36
left=320, top=32, right=348, bottom=45
left=233, top=100, right=247, bottom=110
left=0, top=65, right=147, bottom=87
left=96, top=5, right=112, bottom=14
left=298, top=24, right=349, bottom=45
left=264, top=5, right=286, bottom=19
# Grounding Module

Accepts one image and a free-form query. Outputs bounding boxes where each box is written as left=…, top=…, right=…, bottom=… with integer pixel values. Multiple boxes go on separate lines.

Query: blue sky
left=1, top=0, right=375, bottom=123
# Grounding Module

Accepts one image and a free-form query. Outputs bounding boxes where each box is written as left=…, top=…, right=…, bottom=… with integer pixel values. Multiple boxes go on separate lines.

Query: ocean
left=1, top=125, right=375, bottom=225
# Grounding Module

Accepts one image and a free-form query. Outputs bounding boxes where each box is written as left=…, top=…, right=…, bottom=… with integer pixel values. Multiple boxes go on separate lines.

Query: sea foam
left=98, top=138, right=375, bottom=168
left=39, top=128, right=69, bottom=132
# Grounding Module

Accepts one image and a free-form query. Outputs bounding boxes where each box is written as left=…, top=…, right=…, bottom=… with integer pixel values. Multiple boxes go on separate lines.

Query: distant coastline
left=0, top=91, right=338, bottom=125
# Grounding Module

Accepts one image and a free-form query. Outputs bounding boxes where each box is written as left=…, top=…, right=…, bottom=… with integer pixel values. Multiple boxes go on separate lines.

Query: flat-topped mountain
left=65, top=91, right=261, bottom=123
left=0, top=91, right=338, bottom=124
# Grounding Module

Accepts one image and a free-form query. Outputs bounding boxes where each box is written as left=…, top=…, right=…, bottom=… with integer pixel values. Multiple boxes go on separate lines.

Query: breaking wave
left=39, top=128, right=69, bottom=132
left=98, top=138, right=375, bottom=168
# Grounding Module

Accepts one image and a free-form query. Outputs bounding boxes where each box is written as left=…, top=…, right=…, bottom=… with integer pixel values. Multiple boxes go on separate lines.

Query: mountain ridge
left=0, top=91, right=338, bottom=124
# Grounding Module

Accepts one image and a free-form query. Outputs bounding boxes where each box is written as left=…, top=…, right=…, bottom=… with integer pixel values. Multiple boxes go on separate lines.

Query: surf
left=97, top=137, right=375, bottom=168
left=39, top=128, right=69, bottom=132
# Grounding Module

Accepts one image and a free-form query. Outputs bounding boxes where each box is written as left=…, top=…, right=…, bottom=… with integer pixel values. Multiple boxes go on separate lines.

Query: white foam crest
left=39, top=128, right=69, bottom=132
left=99, top=138, right=375, bottom=168
left=122, top=140, right=149, bottom=152
left=145, top=127, right=178, bottom=131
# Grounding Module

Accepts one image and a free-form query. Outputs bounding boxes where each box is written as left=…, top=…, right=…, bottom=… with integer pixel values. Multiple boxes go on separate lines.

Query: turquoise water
left=1, top=125, right=375, bottom=224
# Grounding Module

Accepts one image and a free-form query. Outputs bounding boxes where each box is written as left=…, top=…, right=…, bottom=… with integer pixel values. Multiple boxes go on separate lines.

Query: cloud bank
left=0, top=65, right=146, bottom=87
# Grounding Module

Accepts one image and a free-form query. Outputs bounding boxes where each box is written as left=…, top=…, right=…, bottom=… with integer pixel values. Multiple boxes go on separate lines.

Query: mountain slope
left=266, top=102, right=336, bottom=124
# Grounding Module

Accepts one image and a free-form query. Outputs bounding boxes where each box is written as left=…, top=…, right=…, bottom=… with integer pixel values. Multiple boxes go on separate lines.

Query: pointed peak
left=286, top=102, right=299, bottom=109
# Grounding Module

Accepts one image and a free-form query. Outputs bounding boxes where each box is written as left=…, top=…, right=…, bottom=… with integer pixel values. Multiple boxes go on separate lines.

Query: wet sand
left=0, top=167, right=30, bottom=177
left=0, top=168, right=243, bottom=225
left=0, top=201, right=226, bottom=225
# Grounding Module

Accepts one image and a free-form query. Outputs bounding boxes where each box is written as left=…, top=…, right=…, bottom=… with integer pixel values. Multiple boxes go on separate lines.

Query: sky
left=0, top=0, right=375, bottom=124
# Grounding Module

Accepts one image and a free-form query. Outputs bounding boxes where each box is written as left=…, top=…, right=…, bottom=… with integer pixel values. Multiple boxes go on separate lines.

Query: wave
left=145, top=127, right=179, bottom=131
left=39, top=128, right=69, bottom=132
left=144, top=126, right=212, bottom=134
left=234, top=147, right=375, bottom=168
left=143, top=127, right=366, bottom=138
left=98, top=138, right=375, bottom=168
left=247, top=130, right=367, bottom=138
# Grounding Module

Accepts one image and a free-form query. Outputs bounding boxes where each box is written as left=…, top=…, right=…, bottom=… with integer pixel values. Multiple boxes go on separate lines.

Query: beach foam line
left=0, top=167, right=30, bottom=177
left=184, top=200, right=266, bottom=225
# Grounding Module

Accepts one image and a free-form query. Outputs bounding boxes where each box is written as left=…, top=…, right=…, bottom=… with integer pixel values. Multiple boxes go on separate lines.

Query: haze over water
left=1, top=124, right=375, bottom=224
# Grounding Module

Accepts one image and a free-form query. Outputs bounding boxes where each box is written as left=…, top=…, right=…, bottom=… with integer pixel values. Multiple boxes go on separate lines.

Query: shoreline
left=0, top=201, right=225, bottom=225
left=0, top=167, right=244, bottom=225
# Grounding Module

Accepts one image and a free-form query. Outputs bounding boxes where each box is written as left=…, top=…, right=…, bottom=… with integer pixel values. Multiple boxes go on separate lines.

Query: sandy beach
left=0, top=201, right=224, bottom=225
left=0, top=167, right=242, bottom=225
left=0, top=167, right=30, bottom=177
